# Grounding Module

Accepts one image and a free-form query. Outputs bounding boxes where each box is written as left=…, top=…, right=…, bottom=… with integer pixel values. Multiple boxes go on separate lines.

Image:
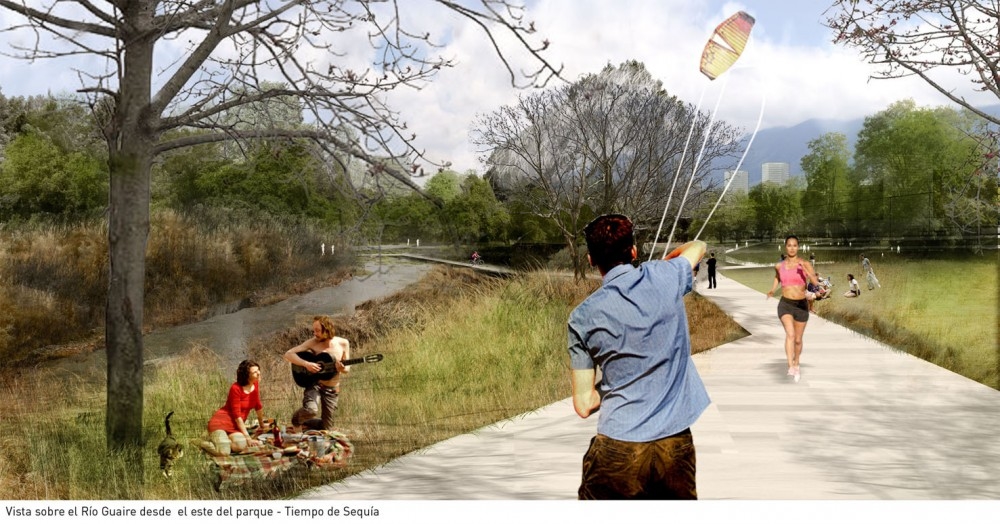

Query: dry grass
left=0, top=264, right=746, bottom=499
left=0, top=210, right=352, bottom=366
left=687, top=292, right=750, bottom=353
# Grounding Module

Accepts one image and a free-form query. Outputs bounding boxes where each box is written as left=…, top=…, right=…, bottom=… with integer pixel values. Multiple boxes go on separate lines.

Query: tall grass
left=0, top=209, right=352, bottom=365
left=722, top=258, right=999, bottom=389
left=0, top=265, right=747, bottom=499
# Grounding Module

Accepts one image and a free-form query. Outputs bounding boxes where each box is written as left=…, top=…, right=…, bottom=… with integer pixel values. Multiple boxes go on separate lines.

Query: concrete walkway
left=300, top=272, right=1000, bottom=500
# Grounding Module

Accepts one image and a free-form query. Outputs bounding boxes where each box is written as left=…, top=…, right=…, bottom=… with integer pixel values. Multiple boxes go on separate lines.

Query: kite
left=700, top=11, right=756, bottom=80
left=649, top=11, right=760, bottom=260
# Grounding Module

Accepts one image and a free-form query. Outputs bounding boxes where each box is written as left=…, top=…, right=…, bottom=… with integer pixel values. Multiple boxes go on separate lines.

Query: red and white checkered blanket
left=205, top=430, right=353, bottom=490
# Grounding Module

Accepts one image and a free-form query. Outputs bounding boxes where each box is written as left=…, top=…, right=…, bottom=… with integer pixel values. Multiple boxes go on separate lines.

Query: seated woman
left=199, top=359, right=266, bottom=457
left=843, top=274, right=861, bottom=298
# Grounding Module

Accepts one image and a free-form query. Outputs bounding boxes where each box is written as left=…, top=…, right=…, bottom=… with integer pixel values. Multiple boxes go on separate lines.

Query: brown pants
left=578, top=429, right=697, bottom=500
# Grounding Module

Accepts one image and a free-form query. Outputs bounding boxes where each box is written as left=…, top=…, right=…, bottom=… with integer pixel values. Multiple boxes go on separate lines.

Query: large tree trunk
left=106, top=147, right=153, bottom=450
left=106, top=4, right=156, bottom=455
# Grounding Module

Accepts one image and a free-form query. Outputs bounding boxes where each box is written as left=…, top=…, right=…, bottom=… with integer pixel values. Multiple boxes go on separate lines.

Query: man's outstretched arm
left=664, top=240, right=707, bottom=270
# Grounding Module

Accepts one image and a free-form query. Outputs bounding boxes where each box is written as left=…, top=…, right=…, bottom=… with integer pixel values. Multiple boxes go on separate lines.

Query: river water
left=52, top=258, right=432, bottom=379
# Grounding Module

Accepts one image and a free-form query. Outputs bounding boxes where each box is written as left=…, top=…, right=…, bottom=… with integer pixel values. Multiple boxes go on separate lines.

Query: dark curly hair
left=584, top=214, right=635, bottom=274
left=236, top=359, right=260, bottom=387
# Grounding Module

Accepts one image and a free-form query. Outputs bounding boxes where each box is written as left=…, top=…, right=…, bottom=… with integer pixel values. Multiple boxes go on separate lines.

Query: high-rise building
left=761, top=162, right=790, bottom=185
left=723, top=169, right=749, bottom=193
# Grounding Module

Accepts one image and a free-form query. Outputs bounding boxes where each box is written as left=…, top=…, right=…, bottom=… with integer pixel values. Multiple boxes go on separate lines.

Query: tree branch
left=0, top=0, right=116, bottom=37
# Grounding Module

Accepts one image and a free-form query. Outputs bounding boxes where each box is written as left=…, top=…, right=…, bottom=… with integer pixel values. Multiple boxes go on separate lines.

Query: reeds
left=0, top=209, right=351, bottom=365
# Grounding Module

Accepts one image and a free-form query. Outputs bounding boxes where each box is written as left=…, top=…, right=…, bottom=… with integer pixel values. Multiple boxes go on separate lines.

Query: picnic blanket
left=204, top=430, right=353, bottom=490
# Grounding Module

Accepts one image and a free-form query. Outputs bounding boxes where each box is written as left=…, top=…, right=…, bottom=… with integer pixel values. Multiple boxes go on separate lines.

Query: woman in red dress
left=201, top=359, right=265, bottom=456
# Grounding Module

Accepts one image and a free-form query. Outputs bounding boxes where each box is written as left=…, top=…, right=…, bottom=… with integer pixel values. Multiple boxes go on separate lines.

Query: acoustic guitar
left=291, top=351, right=384, bottom=388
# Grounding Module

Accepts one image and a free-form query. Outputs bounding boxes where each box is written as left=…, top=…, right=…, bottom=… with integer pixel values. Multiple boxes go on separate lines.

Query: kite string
left=648, top=86, right=706, bottom=262
left=661, top=73, right=729, bottom=258
left=694, top=91, right=766, bottom=242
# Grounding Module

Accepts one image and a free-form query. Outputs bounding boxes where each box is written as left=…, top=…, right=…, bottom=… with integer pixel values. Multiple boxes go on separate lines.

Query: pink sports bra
left=777, top=261, right=807, bottom=287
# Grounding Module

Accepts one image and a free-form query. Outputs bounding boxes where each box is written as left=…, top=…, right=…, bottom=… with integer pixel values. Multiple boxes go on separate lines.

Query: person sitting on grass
left=198, top=359, right=266, bottom=457
left=843, top=274, right=861, bottom=298
left=805, top=271, right=831, bottom=312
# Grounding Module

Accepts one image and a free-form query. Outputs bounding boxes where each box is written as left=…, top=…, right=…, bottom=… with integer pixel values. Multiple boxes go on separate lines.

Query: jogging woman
left=766, top=235, right=820, bottom=382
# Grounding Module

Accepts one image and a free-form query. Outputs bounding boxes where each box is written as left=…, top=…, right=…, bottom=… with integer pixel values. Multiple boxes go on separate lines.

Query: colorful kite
left=650, top=10, right=761, bottom=258
left=699, top=11, right=755, bottom=80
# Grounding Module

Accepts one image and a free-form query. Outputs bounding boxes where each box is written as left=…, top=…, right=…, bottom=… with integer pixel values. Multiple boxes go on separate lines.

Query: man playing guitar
left=283, top=315, right=351, bottom=431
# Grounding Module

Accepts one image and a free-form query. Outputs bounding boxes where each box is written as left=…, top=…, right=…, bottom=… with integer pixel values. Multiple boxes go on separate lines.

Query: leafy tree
left=852, top=100, right=983, bottom=238
left=372, top=193, right=440, bottom=242
left=154, top=136, right=228, bottom=208
left=446, top=174, right=511, bottom=244
left=800, top=132, right=852, bottom=238
left=748, top=182, right=802, bottom=241
left=694, top=191, right=754, bottom=244
left=425, top=170, right=463, bottom=204
left=0, top=131, right=107, bottom=219
left=827, top=1, right=1000, bottom=245
left=0, top=0, right=559, bottom=452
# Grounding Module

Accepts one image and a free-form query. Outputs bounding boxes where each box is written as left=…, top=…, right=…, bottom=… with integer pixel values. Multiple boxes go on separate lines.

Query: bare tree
left=563, top=62, right=740, bottom=226
left=476, top=90, right=591, bottom=278
left=825, top=0, right=999, bottom=125
left=475, top=61, right=740, bottom=278
left=0, top=0, right=560, bottom=452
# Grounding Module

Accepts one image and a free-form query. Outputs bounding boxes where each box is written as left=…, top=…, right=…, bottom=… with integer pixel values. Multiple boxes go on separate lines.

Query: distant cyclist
left=471, top=251, right=483, bottom=265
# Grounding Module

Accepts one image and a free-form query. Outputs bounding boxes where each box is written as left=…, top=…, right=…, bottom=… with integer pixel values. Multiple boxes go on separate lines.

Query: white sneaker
left=793, top=366, right=801, bottom=383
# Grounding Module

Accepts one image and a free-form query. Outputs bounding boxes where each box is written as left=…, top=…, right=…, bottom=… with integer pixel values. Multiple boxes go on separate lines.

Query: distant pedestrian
left=706, top=253, right=717, bottom=289
left=809, top=253, right=816, bottom=267
left=860, top=254, right=881, bottom=290
left=766, top=235, right=820, bottom=383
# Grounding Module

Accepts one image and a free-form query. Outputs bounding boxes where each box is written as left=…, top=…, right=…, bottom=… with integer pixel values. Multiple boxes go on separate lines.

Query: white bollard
left=416, top=239, right=420, bottom=247
left=331, top=245, right=335, bottom=255
left=407, top=239, right=410, bottom=247
left=321, top=243, right=325, bottom=256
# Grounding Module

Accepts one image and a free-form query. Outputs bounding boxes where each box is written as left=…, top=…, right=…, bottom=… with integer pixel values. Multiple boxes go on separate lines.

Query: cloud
left=0, top=0, right=994, bottom=175
left=382, top=0, right=998, bottom=174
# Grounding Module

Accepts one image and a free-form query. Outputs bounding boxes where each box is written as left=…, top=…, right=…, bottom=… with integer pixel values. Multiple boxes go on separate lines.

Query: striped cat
left=157, top=411, right=184, bottom=478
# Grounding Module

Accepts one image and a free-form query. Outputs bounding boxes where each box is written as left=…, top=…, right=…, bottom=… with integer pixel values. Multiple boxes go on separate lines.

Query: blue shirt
left=567, top=258, right=710, bottom=442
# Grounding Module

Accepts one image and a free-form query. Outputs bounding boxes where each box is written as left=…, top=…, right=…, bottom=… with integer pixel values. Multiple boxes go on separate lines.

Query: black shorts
left=777, top=297, right=809, bottom=322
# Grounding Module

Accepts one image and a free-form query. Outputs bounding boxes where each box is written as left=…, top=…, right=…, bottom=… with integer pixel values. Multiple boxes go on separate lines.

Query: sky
left=0, top=0, right=995, bottom=175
